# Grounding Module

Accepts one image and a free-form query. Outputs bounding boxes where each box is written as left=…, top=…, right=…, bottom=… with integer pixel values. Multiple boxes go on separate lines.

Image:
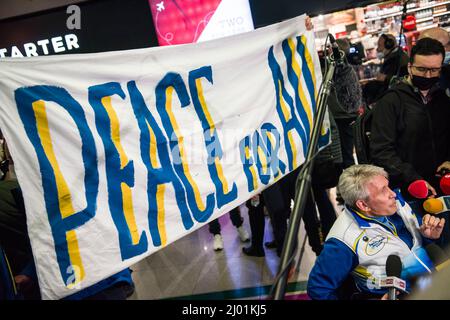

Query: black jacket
left=381, top=47, right=409, bottom=87
left=0, top=180, right=31, bottom=275
left=370, top=81, right=450, bottom=190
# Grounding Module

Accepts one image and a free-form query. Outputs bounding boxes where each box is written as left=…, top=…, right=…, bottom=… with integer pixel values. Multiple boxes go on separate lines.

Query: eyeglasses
left=411, top=65, right=442, bottom=75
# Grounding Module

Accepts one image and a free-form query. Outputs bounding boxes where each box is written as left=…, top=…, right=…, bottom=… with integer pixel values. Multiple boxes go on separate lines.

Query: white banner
left=0, top=14, right=326, bottom=299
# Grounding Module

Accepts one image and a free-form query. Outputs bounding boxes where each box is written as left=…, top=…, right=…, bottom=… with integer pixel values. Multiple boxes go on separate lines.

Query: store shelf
left=365, top=12, right=402, bottom=22
left=408, top=1, right=450, bottom=12
left=365, top=9, right=449, bottom=35
left=434, top=10, right=450, bottom=16
left=417, top=23, right=440, bottom=31
left=364, top=0, right=450, bottom=22
left=415, top=16, right=434, bottom=22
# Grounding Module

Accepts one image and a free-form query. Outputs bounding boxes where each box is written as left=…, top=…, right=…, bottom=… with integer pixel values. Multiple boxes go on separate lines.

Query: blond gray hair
left=337, top=164, right=388, bottom=208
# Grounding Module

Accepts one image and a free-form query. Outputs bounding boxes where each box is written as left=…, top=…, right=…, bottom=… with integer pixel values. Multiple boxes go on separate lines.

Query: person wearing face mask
left=418, top=27, right=450, bottom=97
left=375, top=34, right=409, bottom=89
left=361, top=35, right=410, bottom=107
left=370, top=38, right=450, bottom=246
left=419, top=28, right=450, bottom=63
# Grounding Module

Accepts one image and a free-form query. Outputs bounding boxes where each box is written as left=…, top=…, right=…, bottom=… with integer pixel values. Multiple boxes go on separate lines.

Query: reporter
left=370, top=38, right=450, bottom=247
left=371, top=38, right=450, bottom=196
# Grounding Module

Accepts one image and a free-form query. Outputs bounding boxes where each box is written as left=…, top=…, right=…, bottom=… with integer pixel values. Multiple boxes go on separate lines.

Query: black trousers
left=262, top=168, right=337, bottom=256
left=208, top=207, right=243, bottom=235
left=261, top=169, right=307, bottom=256
left=245, top=198, right=265, bottom=251
left=312, top=187, right=337, bottom=242
left=335, top=117, right=356, bottom=169
left=0, top=182, right=33, bottom=276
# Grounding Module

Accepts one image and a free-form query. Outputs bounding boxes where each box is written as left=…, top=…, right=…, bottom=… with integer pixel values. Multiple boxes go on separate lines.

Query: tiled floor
left=128, top=202, right=323, bottom=300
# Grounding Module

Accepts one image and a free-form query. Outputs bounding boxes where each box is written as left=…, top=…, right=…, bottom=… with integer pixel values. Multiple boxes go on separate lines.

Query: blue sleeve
left=64, top=268, right=133, bottom=300
left=421, top=235, right=434, bottom=247
left=0, top=248, right=16, bottom=300
left=307, top=238, right=358, bottom=300
left=19, top=260, right=37, bottom=280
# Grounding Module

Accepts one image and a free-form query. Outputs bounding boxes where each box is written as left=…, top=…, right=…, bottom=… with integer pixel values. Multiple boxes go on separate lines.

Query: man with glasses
left=370, top=38, right=450, bottom=247
left=418, top=27, right=450, bottom=97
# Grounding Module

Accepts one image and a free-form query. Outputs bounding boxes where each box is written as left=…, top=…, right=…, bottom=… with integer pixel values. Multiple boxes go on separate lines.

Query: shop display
left=312, top=0, right=450, bottom=80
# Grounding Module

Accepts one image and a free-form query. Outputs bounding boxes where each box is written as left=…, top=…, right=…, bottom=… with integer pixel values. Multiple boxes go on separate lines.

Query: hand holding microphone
left=423, top=196, right=450, bottom=214
left=380, top=255, right=406, bottom=300
left=328, top=34, right=345, bottom=64
left=436, top=161, right=450, bottom=176
left=436, top=161, right=450, bottom=194
left=408, top=179, right=437, bottom=199
left=408, top=179, right=449, bottom=219
left=439, top=173, right=450, bottom=195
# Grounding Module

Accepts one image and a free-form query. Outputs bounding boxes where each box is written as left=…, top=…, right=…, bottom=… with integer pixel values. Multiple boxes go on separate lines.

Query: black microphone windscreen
left=329, top=34, right=336, bottom=44
left=386, top=255, right=402, bottom=278
left=333, top=63, right=362, bottom=113
left=425, top=243, right=449, bottom=266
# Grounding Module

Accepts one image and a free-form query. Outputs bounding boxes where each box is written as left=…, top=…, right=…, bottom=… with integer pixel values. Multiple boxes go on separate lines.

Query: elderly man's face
left=363, top=175, right=397, bottom=217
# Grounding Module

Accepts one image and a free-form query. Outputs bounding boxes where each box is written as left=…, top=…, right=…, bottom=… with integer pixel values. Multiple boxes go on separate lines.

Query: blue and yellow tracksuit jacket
left=307, top=190, right=435, bottom=300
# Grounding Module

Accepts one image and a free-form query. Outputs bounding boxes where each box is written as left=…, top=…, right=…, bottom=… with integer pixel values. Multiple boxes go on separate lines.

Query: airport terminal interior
left=127, top=200, right=337, bottom=300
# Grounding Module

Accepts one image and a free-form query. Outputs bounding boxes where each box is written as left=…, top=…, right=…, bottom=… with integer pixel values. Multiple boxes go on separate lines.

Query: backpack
left=352, top=89, right=403, bottom=165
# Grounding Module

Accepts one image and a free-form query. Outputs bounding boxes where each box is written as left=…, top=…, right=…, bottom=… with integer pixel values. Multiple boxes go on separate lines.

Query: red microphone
left=408, top=180, right=430, bottom=199
left=440, top=173, right=450, bottom=195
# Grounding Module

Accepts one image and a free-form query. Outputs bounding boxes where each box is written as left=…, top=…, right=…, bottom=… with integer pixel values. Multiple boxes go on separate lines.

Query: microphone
left=439, top=173, right=450, bottom=195
left=436, top=168, right=450, bottom=176
left=328, top=34, right=343, bottom=64
left=380, top=255, right=406, bottom=300
left=328, top=34, right=362, bottom=114
left=423, top=196, right=450, bottom=215
left=425, top=243, right=450, bottom=272
left=408, top=180, right=431, bottom=199
left=401, top=0, right=409, bottom=20
left=333, top=64, right=362, bottom=113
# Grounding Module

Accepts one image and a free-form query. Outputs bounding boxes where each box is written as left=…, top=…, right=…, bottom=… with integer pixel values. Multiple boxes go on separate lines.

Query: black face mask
left=411, top=75, right=440, bottom=90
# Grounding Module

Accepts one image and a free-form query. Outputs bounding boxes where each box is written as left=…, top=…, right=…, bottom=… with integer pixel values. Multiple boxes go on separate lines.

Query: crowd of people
left=307, top=27, right=450, bottom=299
left=1, top=15, right=450, bottom=300
left=201, top=26, right=450, bottom=300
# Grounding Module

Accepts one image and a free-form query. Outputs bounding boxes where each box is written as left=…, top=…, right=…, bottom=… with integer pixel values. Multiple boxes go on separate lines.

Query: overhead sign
left=149, top=0, right=254, bottom=46
left=0, top=34, right=80, bottom=58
